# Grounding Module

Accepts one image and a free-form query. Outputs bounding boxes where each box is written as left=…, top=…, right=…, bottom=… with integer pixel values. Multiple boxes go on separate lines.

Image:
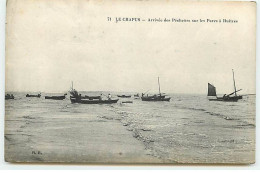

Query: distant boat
left=69, top=82, right=118, bottom=104
left=122, top=101, right=133, bottom=103
left=208, top=69, right=242, bottom=102
left=117, top=95, right=131, bottom=98
left=5, top=94, right=14, bottom=100
left=134, top=93, right=140, bottom=99
left=26, top=93, right=41, bottom=98
left=141, top=77, right=171, bottom=102
left=45, top=94, right=67, bottom=100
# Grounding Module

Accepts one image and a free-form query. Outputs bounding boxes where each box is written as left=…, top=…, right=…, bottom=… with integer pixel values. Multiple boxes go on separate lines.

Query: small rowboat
left=26, top=94, right=41, bottom=98
left=122, top=101, right=133, bottom=103
left=45, top=94, right=67, bottom=100
left=70, top=97, right=119, bottom=104
left=117, top=95, right=131, bottom=98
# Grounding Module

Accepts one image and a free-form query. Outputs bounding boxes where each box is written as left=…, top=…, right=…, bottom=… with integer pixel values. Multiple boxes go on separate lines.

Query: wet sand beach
left=5, top=107, right=162, bottom=163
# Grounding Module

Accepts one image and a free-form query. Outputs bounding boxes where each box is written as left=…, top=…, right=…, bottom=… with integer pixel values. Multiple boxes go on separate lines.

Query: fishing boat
left=117, top=95, right=131, bottom=98
left=5, top=94, right=14, bottom=100
left=45, top=94, right=67, bottom=100
left=26, top=93, right=41, bottom=98
left=70, top=96, right=119, bottom=104
left=208, top=69, right=242, bottom=102
left=69, top=83, right=119, bottom=104
left=141, top=77, right=171, bottom=102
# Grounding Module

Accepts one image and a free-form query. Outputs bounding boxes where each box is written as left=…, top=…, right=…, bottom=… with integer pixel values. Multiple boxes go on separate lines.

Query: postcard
left=5, top=0, right=256, bottom=164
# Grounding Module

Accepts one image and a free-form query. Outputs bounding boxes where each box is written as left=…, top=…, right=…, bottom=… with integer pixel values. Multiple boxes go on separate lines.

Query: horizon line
left=4, top=90, right=256, bottom=96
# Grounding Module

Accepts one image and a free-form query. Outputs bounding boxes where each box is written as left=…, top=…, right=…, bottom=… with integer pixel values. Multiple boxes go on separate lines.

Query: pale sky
left=5, top=0, right=256, bottom=94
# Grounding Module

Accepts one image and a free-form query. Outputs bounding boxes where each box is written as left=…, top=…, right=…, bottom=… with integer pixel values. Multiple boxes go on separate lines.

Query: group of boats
left=6, top=93, right=67, bottom=100
left=5, top=70, right=243, bottom=104
left=68, top=77, right=171, bottom=104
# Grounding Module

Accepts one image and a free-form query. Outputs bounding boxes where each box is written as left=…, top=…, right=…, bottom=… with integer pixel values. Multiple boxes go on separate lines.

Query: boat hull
left=5, top=96, right=14, bottom=100
left=122, top=101, right=133, bottom=103
left=117, top=95, right=131, bottom=98
left=141, top=97, right=170, bottom=102
left=45, top=96, right=65, bottom=100
left=26, top=94, right=41, bottom=98
left=209, top=96, right=241, bottom=102
left=70, top=97, right=119, bottom=104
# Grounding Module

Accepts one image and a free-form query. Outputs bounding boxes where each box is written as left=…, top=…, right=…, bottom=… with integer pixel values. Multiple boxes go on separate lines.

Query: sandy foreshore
left=5, top=111, right=162, bottom=163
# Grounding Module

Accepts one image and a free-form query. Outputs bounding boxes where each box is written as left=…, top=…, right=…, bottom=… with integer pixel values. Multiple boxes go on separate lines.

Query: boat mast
left=72, top=81, right=73, bottom=90
left=158, top=77, right=161, bottom=95
left=232, top=69, right=237, bottom=96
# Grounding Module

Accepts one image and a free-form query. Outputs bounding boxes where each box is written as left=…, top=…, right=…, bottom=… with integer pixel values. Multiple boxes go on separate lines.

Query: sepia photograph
left=4, top=0, right=256, bottom=164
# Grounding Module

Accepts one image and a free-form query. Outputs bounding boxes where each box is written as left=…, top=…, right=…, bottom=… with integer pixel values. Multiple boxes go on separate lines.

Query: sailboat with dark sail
left=208, top=69, right=242, bottom=102
left=141, top=77, right=171, bottom=101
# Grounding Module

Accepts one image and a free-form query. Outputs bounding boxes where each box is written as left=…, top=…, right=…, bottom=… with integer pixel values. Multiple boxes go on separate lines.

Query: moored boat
left=5, top=94, right=14, bottom=100
left=45, top=94, right=67, bottom=100
left=70, top=96, right=119, bottom=104
left=141, top=95, right=170, bottom=101
left=141, top=77, right=171, bottom=102
left=208, top=69, right=242, bottom=102
left=117, top=95, right=131, bottom=98
left=122, top=101, right=133, bottom=103
left=26, top=93, right=41, bottom=98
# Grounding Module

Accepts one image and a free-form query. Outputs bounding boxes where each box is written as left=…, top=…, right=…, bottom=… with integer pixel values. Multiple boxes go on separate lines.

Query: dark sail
left=208, top=83, right=216, bottom=96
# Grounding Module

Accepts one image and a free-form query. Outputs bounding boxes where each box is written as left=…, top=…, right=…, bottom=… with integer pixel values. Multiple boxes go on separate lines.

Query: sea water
left=5, top=92, right=255, bottom=163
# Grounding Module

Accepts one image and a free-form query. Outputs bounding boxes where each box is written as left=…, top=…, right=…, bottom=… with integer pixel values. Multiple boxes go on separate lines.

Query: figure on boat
left=141, top=77, right=171, bottom=102
left=134, top=93, right=140, bottom=99
left=108, top=93, right=112, bottom=100
left=208, top=69, right=242, bottom=102
left=5, top=94, right=14, bottom=100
